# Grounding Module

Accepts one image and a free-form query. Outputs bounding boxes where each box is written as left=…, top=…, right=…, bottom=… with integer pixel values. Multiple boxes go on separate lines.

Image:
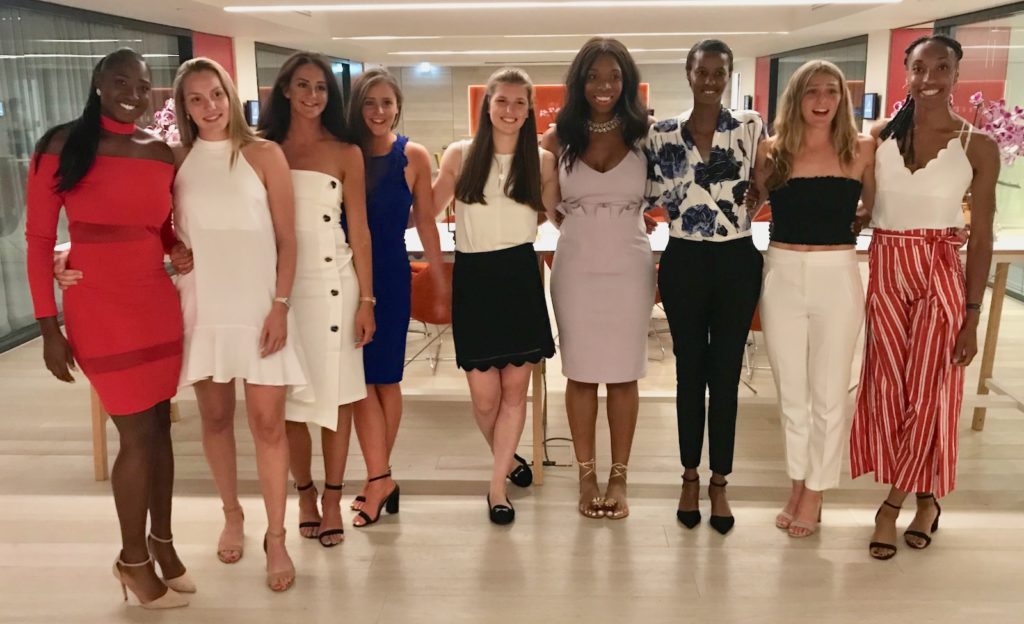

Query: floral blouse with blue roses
left=642, top=107, right=765, bottom=241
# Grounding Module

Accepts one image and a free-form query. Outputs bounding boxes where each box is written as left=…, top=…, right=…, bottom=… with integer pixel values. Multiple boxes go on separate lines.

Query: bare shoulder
left=404, top=140, right=432, bottom=166
left=35, top=125, right=71, bottom=155
left=168, top=142, right=189, bottom=168
left=967, top=130, right=1000, bottom=167
left=857, top=133, right=877, bottom=155
left=539, top=146, right=556, bottom=169
left=869, top=119, right=889, bottom=141
left=242, top=137, right=284, bottom=159
left=757, top=135, right=775, bottom=155
left=134, top=131, right=174, bottom=164
left=539, top=126, right=560, bottom=155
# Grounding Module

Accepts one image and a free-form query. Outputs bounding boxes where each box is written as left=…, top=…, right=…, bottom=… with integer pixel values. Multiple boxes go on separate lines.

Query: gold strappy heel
left=603, top=463, right=630, bottom=520
left=577, top=458, right=605, bottom=519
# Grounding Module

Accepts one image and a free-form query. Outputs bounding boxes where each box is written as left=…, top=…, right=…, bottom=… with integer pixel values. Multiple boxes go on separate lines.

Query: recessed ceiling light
left=389, top=48, right=691, bottom=55
left=227, top=1, right=901, bottom=13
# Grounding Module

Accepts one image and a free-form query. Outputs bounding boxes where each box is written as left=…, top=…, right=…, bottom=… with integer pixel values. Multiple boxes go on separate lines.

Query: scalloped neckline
left=888, top=135, right=962, bottom=176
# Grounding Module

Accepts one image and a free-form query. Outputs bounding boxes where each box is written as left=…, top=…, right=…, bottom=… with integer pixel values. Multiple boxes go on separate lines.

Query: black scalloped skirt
left=452, top=243, right=555, bottom=372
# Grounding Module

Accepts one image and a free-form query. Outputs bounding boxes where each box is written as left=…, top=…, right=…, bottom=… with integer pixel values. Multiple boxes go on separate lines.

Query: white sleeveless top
left=871, top=122, right=973, bottom=231
left=173, top=138, right=310, bottom=395
left=454, top=140, right=540, bottom=253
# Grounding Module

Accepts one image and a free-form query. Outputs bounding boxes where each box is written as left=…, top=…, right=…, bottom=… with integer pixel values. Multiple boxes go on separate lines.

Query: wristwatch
left=359, top=296, right=377, bottom=306
left=273, top=296, right=291, bottom=309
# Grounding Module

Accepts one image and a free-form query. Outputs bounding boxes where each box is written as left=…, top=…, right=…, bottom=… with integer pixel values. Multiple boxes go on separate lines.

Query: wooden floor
left=2, top=285, right=1024, bottom=623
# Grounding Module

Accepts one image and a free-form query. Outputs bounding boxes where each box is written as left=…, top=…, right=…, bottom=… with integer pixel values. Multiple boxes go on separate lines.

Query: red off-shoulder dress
left=25, top=116, right=183, bottom=415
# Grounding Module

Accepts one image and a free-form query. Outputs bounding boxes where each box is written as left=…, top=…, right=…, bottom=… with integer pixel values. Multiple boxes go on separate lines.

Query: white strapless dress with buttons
left=285, top=170, right=366, bottom=431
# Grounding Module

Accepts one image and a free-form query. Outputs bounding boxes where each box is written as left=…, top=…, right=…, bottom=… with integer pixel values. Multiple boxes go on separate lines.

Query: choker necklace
left=99, top=115, right=136, bottom=135
left=586, top=115, right=621, bottom=134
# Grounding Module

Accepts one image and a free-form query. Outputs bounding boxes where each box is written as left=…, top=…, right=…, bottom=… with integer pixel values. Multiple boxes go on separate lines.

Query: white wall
left=862, top=30, right=891, bottom=133
left=233, top=37, right=259, bottom=102
left=389, top=62, right=698, bottom=159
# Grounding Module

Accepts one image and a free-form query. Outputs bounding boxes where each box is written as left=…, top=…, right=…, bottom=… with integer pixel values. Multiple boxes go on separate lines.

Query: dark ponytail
left=879, top=35, right=964, bottom=163
left=34, top=48, right=145, bottom=192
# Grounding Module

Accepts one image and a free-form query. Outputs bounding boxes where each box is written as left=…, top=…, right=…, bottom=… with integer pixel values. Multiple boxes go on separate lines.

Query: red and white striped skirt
left=849, top=228, right=967, bottom=499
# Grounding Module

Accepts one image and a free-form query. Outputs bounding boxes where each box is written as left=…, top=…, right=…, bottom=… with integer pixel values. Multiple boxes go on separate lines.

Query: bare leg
left=146, top=401, right=186, bottom=579
left=110, top=406, right=167, bottom=601
left=604, top=380, right=638, bottom=517
left=777, top=479, right=805, bottom=528
left=566, top=379, right=601, bottom=516
left=284, top=421, right=320, bottom=538
left=243, top=382, right=293, bottom=591
left=871, top=486, right=910, bottom=558
left=193, top=380, right=243, bottom=563
left=352, top=390, right=396, bottom=527
left=319, top=405, right=356, bottom=541
left=490, top=364, right=533, bottom=505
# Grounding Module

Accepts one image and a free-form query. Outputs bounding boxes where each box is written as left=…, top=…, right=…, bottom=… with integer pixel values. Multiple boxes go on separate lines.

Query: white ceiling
left=56, top=0, right=1009, bottom=66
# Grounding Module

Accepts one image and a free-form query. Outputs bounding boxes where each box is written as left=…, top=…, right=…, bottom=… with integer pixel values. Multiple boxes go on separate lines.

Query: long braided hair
left=880, top=34, right=964, bottom=166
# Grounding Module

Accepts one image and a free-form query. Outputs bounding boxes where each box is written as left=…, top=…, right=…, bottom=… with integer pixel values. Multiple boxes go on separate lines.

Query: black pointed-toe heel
left=904, top=493, right=941, bottom=550
left=508, top=454, right=533, bottom=488
left=295, top=481, right=321, bottom=539
left=317, top=483, right=346, bottom=547
left=676, top=474, right=701, bottom=529
left=487, top=494, right=515, bottom=525
left=708, top=479, right=735, bottom=535
left=353, top=472, right=400, bottom=528
left=869, top=500, right=902, bottom=561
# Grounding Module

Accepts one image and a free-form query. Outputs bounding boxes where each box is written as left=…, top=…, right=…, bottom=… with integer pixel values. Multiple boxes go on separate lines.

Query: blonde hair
left=172, top=57, right=255, bottom=165
left=767, top=60, right=859, bottom=190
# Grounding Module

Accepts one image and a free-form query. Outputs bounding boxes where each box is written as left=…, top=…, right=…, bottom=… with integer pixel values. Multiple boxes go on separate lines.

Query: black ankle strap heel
left=353, top=472, right=400, bottom=528
left=316, top=483, right=345, bottom=548
left=869, top=500, right=902, bottom=560
left=676, top=474, right=701, bottom=529
left=707, top=479, right=735, bottom=535
left=295, top=481, right=320, bottom=539
left=904, top=493, right=941, bottom=550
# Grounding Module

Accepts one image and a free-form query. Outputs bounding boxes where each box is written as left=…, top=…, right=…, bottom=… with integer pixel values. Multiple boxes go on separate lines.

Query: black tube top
left=768, top=176, right=862, bottom=246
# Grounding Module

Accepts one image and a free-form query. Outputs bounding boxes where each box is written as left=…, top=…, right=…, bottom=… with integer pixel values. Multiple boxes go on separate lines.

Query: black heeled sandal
left=487, top=494, right=515, bottom=525
left=353, top=472, right=400, bottom=528
left=676, top=474, right=701, bottom=529
left=295, top=481, right=320, bottom=539
left=708, top=478, right=735, bottom=535
left=904, top=493, right=941, bottom=549
left=508, top=454, right=533, bottom=488
left=317, top=483, right=346, bottom=547
left=869, top=500, right=901, bottom=560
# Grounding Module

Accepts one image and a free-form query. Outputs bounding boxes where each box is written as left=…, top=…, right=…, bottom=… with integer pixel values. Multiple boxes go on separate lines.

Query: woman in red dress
left=25, top=49, right=191, bottom=609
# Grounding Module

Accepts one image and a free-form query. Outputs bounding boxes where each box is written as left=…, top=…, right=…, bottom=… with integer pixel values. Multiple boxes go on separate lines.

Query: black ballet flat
left=487, top=494, right=515, bottom=525
left=507, top=454, right=533, bottom=488
left=676, top=474, right=701, bottom=529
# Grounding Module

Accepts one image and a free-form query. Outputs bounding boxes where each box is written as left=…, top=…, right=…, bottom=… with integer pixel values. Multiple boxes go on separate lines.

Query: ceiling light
left=334, top=35, right=443, bottom=40
left=504, top=31, right=789, bottom=37
left=389, top=48, right=691, bottom=55
left=228, top=1, right=901, bottom=13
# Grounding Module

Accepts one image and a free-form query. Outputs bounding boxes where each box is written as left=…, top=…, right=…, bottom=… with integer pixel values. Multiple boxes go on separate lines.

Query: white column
left=232, top=37, right=259, bottom=102
left=863, top=30, right=891, bottom=133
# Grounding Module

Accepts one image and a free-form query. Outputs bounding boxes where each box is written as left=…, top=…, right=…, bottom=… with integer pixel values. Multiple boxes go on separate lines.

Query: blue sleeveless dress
left=360, top=135, right=413, bottom=384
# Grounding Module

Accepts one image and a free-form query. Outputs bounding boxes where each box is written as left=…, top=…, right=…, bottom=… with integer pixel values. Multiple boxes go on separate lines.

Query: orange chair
left=405, top=262, right=454, bottom=374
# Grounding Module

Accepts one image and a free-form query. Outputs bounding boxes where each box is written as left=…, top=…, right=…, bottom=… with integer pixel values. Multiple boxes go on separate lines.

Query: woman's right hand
left=52, top=250, right=83, bottom=290
left=170, top=242, right=194, bottom=275
left=42, top=331, right=76, bottom=382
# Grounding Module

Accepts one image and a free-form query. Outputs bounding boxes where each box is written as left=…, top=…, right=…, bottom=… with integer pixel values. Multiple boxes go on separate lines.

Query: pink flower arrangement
left=146, top=98, right=179, bottom=144
left=970, top=91, right=1024, bottom=166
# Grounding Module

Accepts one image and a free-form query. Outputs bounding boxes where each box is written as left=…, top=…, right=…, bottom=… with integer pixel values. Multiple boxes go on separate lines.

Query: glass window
left=255, top=43, right=356, bottom=110
left=0, top=2, right=185, bottom=351
left=769, top=38, right=869, bottom=128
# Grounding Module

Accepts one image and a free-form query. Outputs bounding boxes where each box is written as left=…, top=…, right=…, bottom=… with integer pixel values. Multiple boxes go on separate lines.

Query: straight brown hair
left=455, top=67, right=544, bottom=212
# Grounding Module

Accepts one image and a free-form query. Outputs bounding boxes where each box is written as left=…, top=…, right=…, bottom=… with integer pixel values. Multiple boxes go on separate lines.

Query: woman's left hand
left=259, top=304, right=288, bottom=357
left=952, top=324, right=978, bottom=367
left=355, top=301, right=376, bottom=348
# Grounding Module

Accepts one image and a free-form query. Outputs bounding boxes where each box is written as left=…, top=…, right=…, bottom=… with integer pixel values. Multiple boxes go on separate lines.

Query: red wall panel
left=192, top=32, right=236, bottom=81
left=754, top=56, right=770, bottom=120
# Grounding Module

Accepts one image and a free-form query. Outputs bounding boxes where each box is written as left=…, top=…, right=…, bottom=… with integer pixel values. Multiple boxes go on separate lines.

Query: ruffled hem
left=178, top=325, right=314, bottom=403
left=456, top=345, right=555, bottom=372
